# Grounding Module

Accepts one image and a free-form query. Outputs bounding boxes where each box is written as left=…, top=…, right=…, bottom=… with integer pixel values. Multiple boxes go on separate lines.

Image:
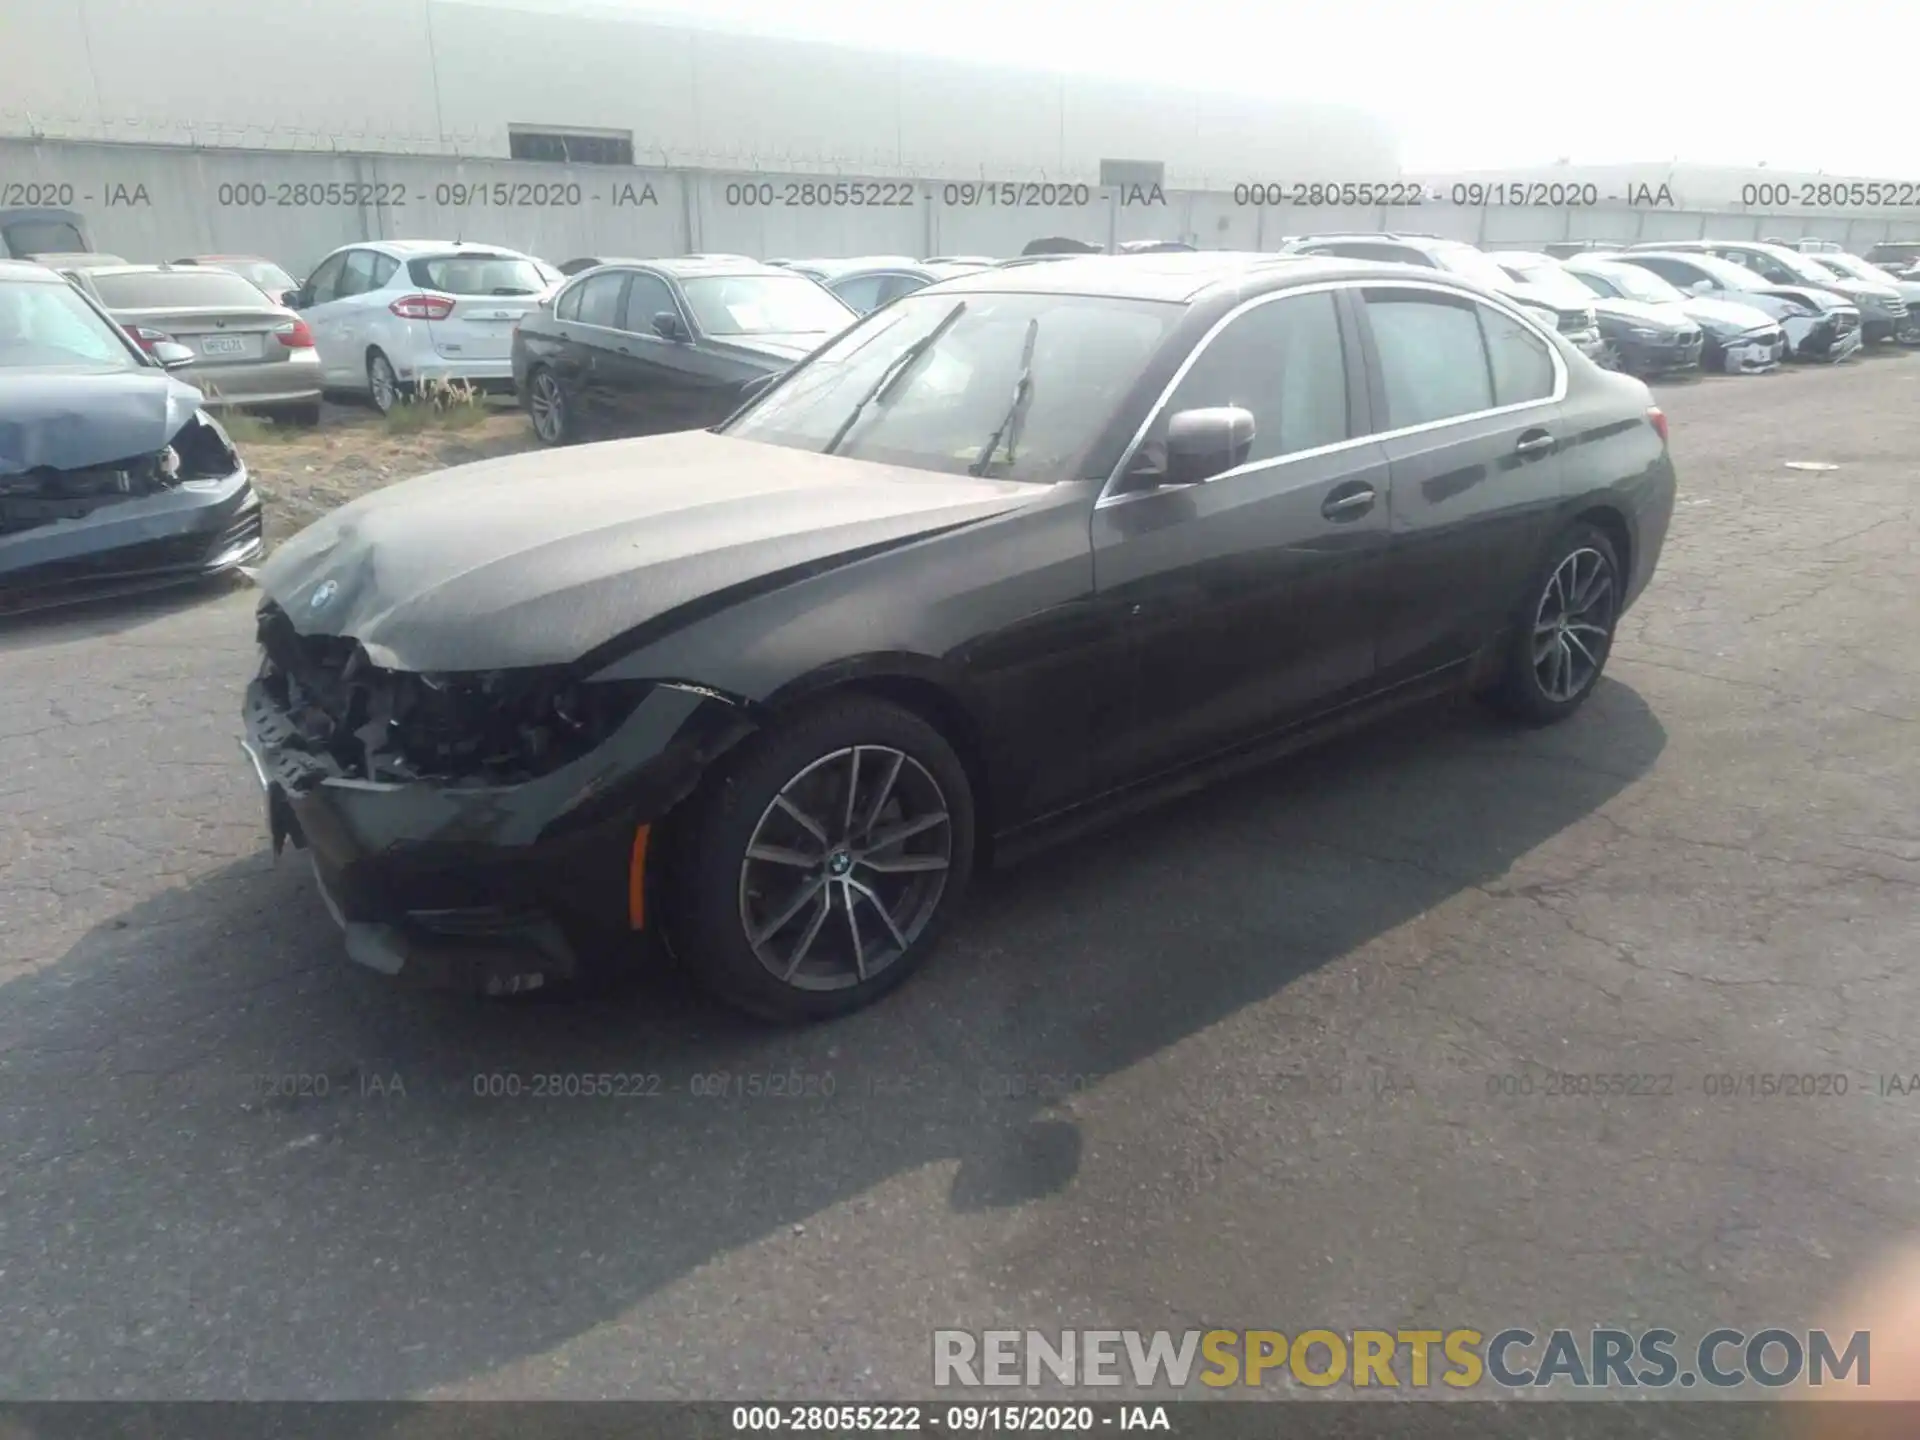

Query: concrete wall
left=8, top=140, right=1918, bottom=277
left=1, top=0, right=1398, bottom=186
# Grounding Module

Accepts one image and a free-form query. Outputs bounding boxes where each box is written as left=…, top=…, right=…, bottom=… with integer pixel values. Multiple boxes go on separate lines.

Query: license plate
left=200, top=335, right=249, bottom=355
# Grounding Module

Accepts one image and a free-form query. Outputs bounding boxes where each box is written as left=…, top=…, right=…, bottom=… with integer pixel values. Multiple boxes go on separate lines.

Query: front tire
left=1484, top=523, right=1622, bottom=725
left=526, top=366, right=572, bottom=445
left=665, top=696, right=976, bottom=1023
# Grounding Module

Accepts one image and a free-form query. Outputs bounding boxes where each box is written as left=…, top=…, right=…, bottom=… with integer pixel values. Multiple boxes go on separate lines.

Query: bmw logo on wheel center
left=309, top=579, right=338, bottom=610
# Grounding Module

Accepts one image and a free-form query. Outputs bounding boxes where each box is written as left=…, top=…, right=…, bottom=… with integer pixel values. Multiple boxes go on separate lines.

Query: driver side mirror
left=1124, top=406, right=1256, bottom=490
left=653, top=311, right=689, bottom=341
left=282, top=287, right=306, bottom=309
left=1689, top=279, right=1715, bottom=295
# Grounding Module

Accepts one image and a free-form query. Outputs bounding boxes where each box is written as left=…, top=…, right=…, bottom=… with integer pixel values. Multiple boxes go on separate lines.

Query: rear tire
left=1483, top=522, right=1622, bottom=726
left=526, top=366, right=572, bottom=445
left=367, top=350, right=406, bottom=415
left=664, top=696, right=976, bottom=1023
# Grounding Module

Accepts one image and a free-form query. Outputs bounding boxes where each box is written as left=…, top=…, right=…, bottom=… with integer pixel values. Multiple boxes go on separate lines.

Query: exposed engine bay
left=254, top=601, right=653, bottom=789
left=0, top=413, right=237, bottom=536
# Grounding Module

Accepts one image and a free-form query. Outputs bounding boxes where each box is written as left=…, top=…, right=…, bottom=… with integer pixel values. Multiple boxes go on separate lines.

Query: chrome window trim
left=1095, top=276, right=1568, bottom=510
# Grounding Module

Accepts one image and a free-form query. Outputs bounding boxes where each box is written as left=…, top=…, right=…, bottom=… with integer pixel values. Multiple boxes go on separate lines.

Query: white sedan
left=288, top=240, right=550, bottom=412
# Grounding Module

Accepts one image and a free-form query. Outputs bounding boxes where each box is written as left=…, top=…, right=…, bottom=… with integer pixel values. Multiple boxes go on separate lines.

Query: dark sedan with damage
left=243, top=252, right=1676, bottom=1022
left=1, top=259, right=263, bottom=615
left=511, top=257, right=858, bottom=444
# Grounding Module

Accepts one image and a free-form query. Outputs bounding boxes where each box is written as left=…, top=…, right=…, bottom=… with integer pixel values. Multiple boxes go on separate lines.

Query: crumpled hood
left=1681, top=296, right=1781, bottom=333
left=254, top=429, right=1041, bottom=672
left=0, top=370, right=207, bottom=475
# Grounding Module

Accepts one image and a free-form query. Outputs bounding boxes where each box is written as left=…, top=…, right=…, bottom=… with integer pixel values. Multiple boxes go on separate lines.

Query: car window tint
left=620, top=271, right=680, bottom=333
left=370, top=254, right=400, bottom=290
left=881, top=274, right=931, bottom=304
left=1363, top=289, right=1495, bottom=427
left=555, top=282, right=582, bottom=321
left=2, top=218, right=86, bottom=255
left=1478, top=303, right=1554, bottom=407
left=1569, top=269, right=1619, bottom=298
left=1162, top=290, right=1349, bottom=463
left=573, top=271, right=626, bottom=328
left=305, top=253, right=347, bottom=305
left=1629, top=256, right=1701, bottom=289
left=830, top=274, right=891, bottom=312
left=337, top=251, right=379, bottom=300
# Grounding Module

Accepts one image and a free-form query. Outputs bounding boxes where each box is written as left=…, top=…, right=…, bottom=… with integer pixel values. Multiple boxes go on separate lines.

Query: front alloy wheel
left=739, top=746, right=952, bottom=990
left=668, top=696, right=976, bottom=1022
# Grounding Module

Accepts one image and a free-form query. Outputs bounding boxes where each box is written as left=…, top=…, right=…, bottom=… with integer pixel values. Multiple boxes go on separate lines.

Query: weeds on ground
left=218, top=411, right=279, bottom=445
left=383, top=378, right=490, bottom=435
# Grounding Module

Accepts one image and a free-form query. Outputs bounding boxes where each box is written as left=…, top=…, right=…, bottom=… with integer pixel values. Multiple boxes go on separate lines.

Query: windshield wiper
left=969, top=317, right=1039, bottom=477
left=821, top=300, right=967, bottom=457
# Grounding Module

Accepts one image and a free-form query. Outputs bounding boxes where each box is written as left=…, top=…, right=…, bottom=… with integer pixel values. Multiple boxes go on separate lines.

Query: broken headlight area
left=0, top=413, right=238, bottom=536
left=255, top=601, right=654, bottom=789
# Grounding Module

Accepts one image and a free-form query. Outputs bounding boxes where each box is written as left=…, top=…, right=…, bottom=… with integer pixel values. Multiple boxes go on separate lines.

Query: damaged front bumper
left=0, top=462, right=261, bottom=616
left=240, top=662, right=757, bottom=996
left=1706, top=328, right=1787, bottom=374
left=1783, top=312, right=1861, bottom=363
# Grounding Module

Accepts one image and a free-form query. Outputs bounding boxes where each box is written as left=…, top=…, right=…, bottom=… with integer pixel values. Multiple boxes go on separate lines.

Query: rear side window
left=406, top=254, right=547, bottom=296
left=1363, top=289, right=1494, bottom=427
left=1162, top=290, right=1350, bottom=463
left=1478, top=304, right=1554, bottom=406
left=89, top=269, right=273, bottom=309
left=571, top=271, right=626, bottom=328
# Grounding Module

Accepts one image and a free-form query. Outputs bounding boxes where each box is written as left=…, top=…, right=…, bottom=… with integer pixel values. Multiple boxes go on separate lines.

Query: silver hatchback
left=59, top=263, right=322, bottom=422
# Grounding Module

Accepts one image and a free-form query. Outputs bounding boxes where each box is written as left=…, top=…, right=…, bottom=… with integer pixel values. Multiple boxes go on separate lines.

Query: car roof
left=782, top=256, right=922, bottom=278
left=638, top=257, right=795, bottom=279
left=359, top=240, right=536, bottom=257
left=922, top=250, right=1466, bottom=304
left=1, top=258, right=68, bottom=284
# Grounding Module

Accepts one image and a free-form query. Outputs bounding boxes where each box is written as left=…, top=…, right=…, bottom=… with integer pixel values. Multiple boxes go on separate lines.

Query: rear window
left=2, top=218, right=85, bottom=256
left=406, top=255, right=546, bottom=296
left=91, top=270, right=273, bottom=309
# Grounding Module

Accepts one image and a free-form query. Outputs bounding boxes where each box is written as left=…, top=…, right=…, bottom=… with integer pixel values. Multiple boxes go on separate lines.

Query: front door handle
left=1321, top=483, right=1377, bottom=521
left=1515, top=430, right=1557, bottom=457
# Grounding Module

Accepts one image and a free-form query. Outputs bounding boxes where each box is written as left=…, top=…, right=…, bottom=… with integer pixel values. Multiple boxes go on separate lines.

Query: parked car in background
left=1543, top=241, right=1625, bottom=259
left=1604, top=251, right=1859, bottom=361
left=1562, top=255, right=1785, bottom=373
left=287, top=240, right=549, bottom=413
left=558, top=257, right=627, bottom=277
left=1281, top=233, right=1607, bottom=361
left=1628, top=240, right=1907, bottom=343
left=171, top=255, right=300, bottom=307
left=1794, top=251, right=1920, bottom=343
left=511, top=256, right=857, bottom=445
left=0, top=206, right=94, bottom=259
left=807, top=259, right=992, bottom=314
left=1114, top=240, right=1197, bottom=254
left=778, top=256, right=920, bottom=283
left=243, top=250, right=1674, bottom=1019
left=1864, top=239, right=1920, bottom=272
left=60, top=263, right=322, bottom=424
left=0, top=258, right=263, bottom=614
left=994, top=255, right=1081, bottom=269
left=1021, top=237, right=1104, bottom=256
left=924, top=255, right=996, bottom=265
left=1496, top=251, right=1701, bottom=376
left=34, top=252, right=126, bottom=272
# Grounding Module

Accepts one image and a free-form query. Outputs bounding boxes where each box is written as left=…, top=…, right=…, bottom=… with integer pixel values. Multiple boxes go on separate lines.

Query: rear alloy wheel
left=1485, top=523, right=1621, bottom=725
left=667, top=696, right=975, bottom=1022
left=366, top=350, right=404, bottom=414
left=1595, top=340, right=1624, bottom=372
left=527, top=367, right=571, bottom=445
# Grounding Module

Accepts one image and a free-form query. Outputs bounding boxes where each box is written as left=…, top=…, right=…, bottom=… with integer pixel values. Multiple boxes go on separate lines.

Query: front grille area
left=1885, top=298, right=1910, bottom=318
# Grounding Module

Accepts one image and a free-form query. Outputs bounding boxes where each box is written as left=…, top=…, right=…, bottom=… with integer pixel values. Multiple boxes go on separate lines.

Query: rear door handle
left=1321, top=483, right=1377, bottom=521
left=1515, top=430, right=1557, bottom=457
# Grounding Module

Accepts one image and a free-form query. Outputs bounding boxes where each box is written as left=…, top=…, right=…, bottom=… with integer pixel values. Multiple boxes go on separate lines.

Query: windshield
left=1754, top=247, right=1845, bottom=285
left=0, top=277, right=142, bottom=370
left=1499, top=258, right=1596, bottom=307
left=1667, top=253, right=1776, bottom=290
left=681, top=274, right=855, bottom=336
left=720, top=289, right=1181, bottom=482
left=1581, top=262, right=1685, bottom=304
left=92, top=269, right=274, bottom=310
left=1810, top=253, right=1894, bottom=284
left=406, top=254, right=546, bottom=296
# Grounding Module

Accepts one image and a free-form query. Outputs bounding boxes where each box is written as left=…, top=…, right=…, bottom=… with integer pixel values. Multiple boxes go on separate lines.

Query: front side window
left=619, top=272, right=680, bottom=333
left=337, top=251, right=380, bottom=300
left=721, top=289, right=1181, bottom=482
left=1363, top=289, right=1494, bottom=428
left=1156, top=290, right=1349, bottom=465
left=0, top=279, right=141, bottom=370
left=680, top=274, right=856, bottom=336
left=305, top=252, right=348, bottom=305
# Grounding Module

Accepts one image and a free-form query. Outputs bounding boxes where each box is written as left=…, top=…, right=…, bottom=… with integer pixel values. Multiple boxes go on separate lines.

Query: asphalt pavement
left=2, top=354, right=1918, bottom=1399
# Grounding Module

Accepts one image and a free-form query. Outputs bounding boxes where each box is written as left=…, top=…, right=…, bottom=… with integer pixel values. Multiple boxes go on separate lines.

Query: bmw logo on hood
left=310, top=580, right=339, bottom=610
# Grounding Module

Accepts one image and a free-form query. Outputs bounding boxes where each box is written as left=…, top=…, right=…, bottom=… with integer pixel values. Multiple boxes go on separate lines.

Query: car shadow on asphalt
left=0, top=680, right=1665, bottom=1400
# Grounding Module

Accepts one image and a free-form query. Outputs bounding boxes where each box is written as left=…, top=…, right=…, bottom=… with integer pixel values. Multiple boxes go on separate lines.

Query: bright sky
left=481, top=0, right=1920, bottom=176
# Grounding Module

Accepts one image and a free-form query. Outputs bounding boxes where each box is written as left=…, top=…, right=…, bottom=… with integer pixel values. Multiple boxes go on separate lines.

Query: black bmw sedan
left=1, top=258, right=263, bottom=615
left=511, top=257, right=857, bottom=444
left=243, top=252, right=1676, bottom=1022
